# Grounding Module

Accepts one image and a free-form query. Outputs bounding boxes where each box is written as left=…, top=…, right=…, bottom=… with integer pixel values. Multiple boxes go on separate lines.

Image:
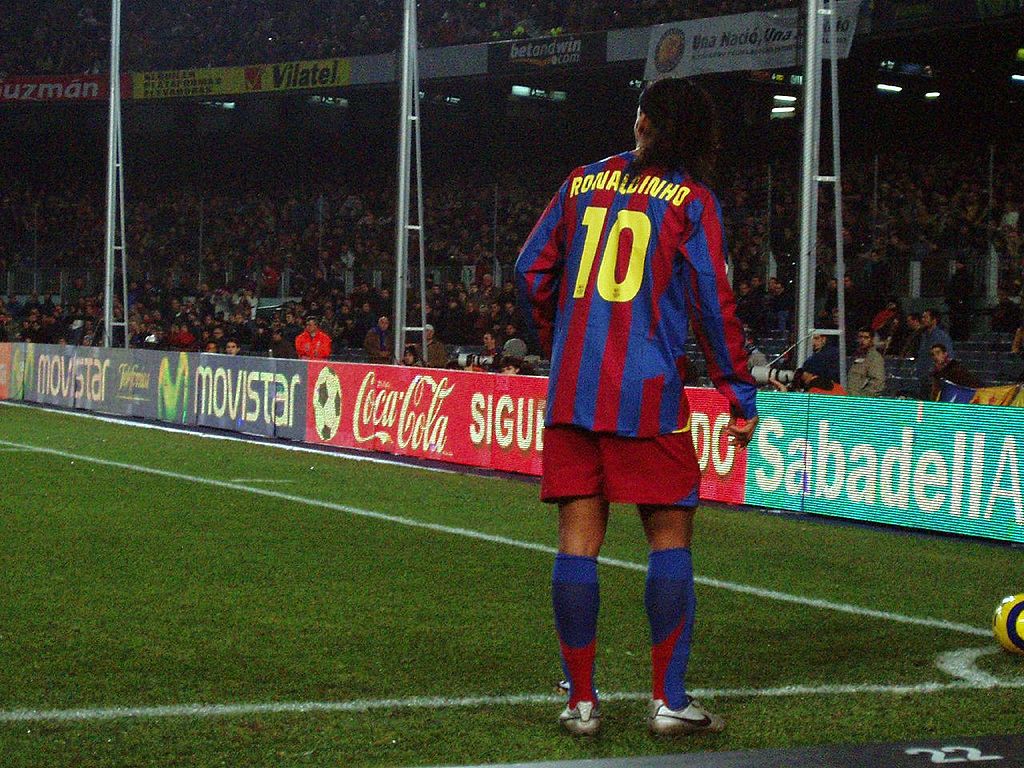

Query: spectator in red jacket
left=294, top=316, right=332, bottom=360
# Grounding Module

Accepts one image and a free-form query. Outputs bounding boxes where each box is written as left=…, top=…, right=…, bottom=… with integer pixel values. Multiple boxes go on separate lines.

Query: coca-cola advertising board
left=305, top=363, right=546, bottom=474
left=303, top=362, right=745, bottom=502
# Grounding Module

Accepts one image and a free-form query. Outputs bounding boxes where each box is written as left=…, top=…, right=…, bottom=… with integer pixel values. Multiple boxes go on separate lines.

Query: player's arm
left=514, top=180, right=569, bottom=357
left=679, top=192, right=759, bottom=442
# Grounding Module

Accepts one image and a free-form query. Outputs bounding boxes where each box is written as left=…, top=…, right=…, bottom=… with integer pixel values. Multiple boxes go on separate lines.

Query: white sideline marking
left=228, top=478, right=294, bottom=484
left=2, top=678, right=1023, bottom=724
left=0, top=438, right=990, bottom=638
left=0, top=401, right=466, bottom=476
left=935, top=646, right=1009, bottom=686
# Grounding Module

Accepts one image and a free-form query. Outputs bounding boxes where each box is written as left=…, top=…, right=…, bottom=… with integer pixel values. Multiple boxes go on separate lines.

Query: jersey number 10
left=573, top=206, right=652, bottom=303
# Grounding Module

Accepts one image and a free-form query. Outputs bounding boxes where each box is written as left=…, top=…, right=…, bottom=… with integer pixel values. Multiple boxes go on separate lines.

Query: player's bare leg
left=553, top=495, right=608, bottom=735
left=558, top=496, right=609, bottom=556
left=639, top=504, right=724, bottom=736
left=640, top=505, right=694, bottom=549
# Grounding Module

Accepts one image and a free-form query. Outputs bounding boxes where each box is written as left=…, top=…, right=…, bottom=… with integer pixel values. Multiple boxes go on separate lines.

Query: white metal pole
left=796, top=0, right=823, bottom=365
left=411, top=14, right=428, bottom=359
left=392, top=0, right=415, bottom=364
left=103, top=0, right=123, bottom=347
left=828, top=0, right=847, bottom=389
left=117, top=115, right=129, bottom=348
left=987, top=144, right=999, bottom=304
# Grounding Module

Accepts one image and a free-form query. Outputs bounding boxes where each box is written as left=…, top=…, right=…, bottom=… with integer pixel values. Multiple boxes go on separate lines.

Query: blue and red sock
left=552, top=552, right=599, bottom=708
left=645, top=547, right=695, bottom=710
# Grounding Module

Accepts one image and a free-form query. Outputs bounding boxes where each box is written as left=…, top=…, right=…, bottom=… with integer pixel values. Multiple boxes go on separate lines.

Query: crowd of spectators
left=0, top=0, right=809, bottom=77
left=1, top=141, right=1023, bottom=392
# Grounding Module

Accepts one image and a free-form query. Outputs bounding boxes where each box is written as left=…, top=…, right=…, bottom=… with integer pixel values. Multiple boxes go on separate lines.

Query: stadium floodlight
left=876, top=83, right=903, bottom=93
left=772, top=106, right=796, bottom=113
left=773, top=94, right=798, bottom=103
left=924, top=91, right=940, bottom=99
left=1012, top=74, right=1024, bottom=83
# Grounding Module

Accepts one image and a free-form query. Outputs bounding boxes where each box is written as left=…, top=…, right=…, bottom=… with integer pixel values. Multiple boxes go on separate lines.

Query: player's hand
left=726, top=415, right=758, bottom=448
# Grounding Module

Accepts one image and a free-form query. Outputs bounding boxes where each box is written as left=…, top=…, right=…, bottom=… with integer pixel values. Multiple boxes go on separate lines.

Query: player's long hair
left=634, top=77, right=720, bottom=185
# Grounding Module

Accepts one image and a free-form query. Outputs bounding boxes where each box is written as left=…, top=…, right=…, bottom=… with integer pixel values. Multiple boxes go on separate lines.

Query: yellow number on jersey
left=573, top=206, right=652, bottom=303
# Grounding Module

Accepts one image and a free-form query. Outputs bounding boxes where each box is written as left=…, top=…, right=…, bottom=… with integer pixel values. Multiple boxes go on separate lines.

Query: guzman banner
left=132, top=58, right=351, bottom=100
left=645, top=0, right=861, bottom=79
left=0, top=74, right=131, bottom=103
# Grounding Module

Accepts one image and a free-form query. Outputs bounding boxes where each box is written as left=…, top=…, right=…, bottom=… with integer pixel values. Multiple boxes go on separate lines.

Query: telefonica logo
left=157, top=353, right=189, bottom=422
left=11, top=344, right=35, bottom=399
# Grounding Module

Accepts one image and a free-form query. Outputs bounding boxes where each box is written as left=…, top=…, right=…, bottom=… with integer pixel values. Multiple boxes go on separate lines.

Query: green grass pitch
left=0, top=403, right=1021, bottom=767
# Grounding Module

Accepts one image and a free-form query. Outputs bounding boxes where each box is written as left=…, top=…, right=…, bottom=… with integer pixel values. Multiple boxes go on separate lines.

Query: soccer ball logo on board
left=313, top=366, right=343, bottom=441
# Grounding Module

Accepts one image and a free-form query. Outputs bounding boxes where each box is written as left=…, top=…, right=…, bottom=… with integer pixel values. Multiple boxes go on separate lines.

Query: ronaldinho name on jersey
left=568, top=170, right=693, bottom=208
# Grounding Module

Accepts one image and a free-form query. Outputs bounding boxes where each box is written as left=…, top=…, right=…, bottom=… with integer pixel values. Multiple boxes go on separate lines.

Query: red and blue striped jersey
left=515, top=150, right=757, bottom=437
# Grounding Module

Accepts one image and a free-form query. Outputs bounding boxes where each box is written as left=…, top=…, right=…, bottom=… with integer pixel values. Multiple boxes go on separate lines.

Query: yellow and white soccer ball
left=992, top=594, right=1024, bottom=655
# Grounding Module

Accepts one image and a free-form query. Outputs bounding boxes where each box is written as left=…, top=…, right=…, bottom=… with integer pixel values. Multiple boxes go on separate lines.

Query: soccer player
left=515, top=78, right=759, bottom=737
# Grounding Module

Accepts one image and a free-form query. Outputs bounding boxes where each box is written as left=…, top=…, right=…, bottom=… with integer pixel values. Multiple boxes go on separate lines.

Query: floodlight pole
left=796, top=0, right=823, bottom=366
left=392, top=0, right=428, bottom=364
left=103, top=0, right=129, bottom=348
left=797, top=0, right=846, bottom=388
left=827, top=0, right=848, bottom=388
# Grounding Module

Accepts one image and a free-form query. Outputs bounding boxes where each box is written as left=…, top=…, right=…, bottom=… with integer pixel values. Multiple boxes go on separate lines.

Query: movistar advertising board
left=4, top=343, right=1023, bottom=545
left=746, top=392, right=1024, bottom=543
left=191, top=353, right=306, bottom=439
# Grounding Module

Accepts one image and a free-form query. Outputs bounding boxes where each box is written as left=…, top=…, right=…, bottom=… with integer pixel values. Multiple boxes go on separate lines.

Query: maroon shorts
left=541, top=424, right=700, bottom=507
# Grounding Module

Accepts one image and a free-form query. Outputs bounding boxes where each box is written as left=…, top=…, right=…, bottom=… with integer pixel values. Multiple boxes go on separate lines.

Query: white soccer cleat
left=648, top=698, right=725, bottom=736
left=559, top=700, right=601, bottom=736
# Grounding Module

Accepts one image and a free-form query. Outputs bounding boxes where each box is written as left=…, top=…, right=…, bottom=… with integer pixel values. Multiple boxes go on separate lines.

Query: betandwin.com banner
left=487, top=32, right=607, bottom=74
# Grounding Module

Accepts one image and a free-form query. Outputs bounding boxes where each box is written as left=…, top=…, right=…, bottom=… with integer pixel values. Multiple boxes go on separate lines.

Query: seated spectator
left=363, top=315, right=392, bottom=364
left=848, top=327, right=885, bottom=398
left=423, top=324, right=448, bottom=368
left=481, top=331, right=500, bottom=362
left=800, top=332, right=840, bottom=383
left=743, top=326, right=768, bottom=371
left=295, top=316, right=332, bottom=360
left=899, top=312, right=924, bottom=358
left=268, top=327, right=296, bottom=358
left=401, top=344, right=421, bottom=366
left=499, top=355, right=532, bottom=375
left=771, top=357, right=847, bottom=395
left=224, top=338, right=241, bottom=356
left=990, top=289, right=1021, bottom=334
left=929, top=343, right=980, bottom=401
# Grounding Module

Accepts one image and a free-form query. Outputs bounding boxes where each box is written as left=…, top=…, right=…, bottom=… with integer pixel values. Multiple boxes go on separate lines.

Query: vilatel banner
left=645, top=0, right=861, bottom=79
left=132, top=58, right=351, bottom=100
